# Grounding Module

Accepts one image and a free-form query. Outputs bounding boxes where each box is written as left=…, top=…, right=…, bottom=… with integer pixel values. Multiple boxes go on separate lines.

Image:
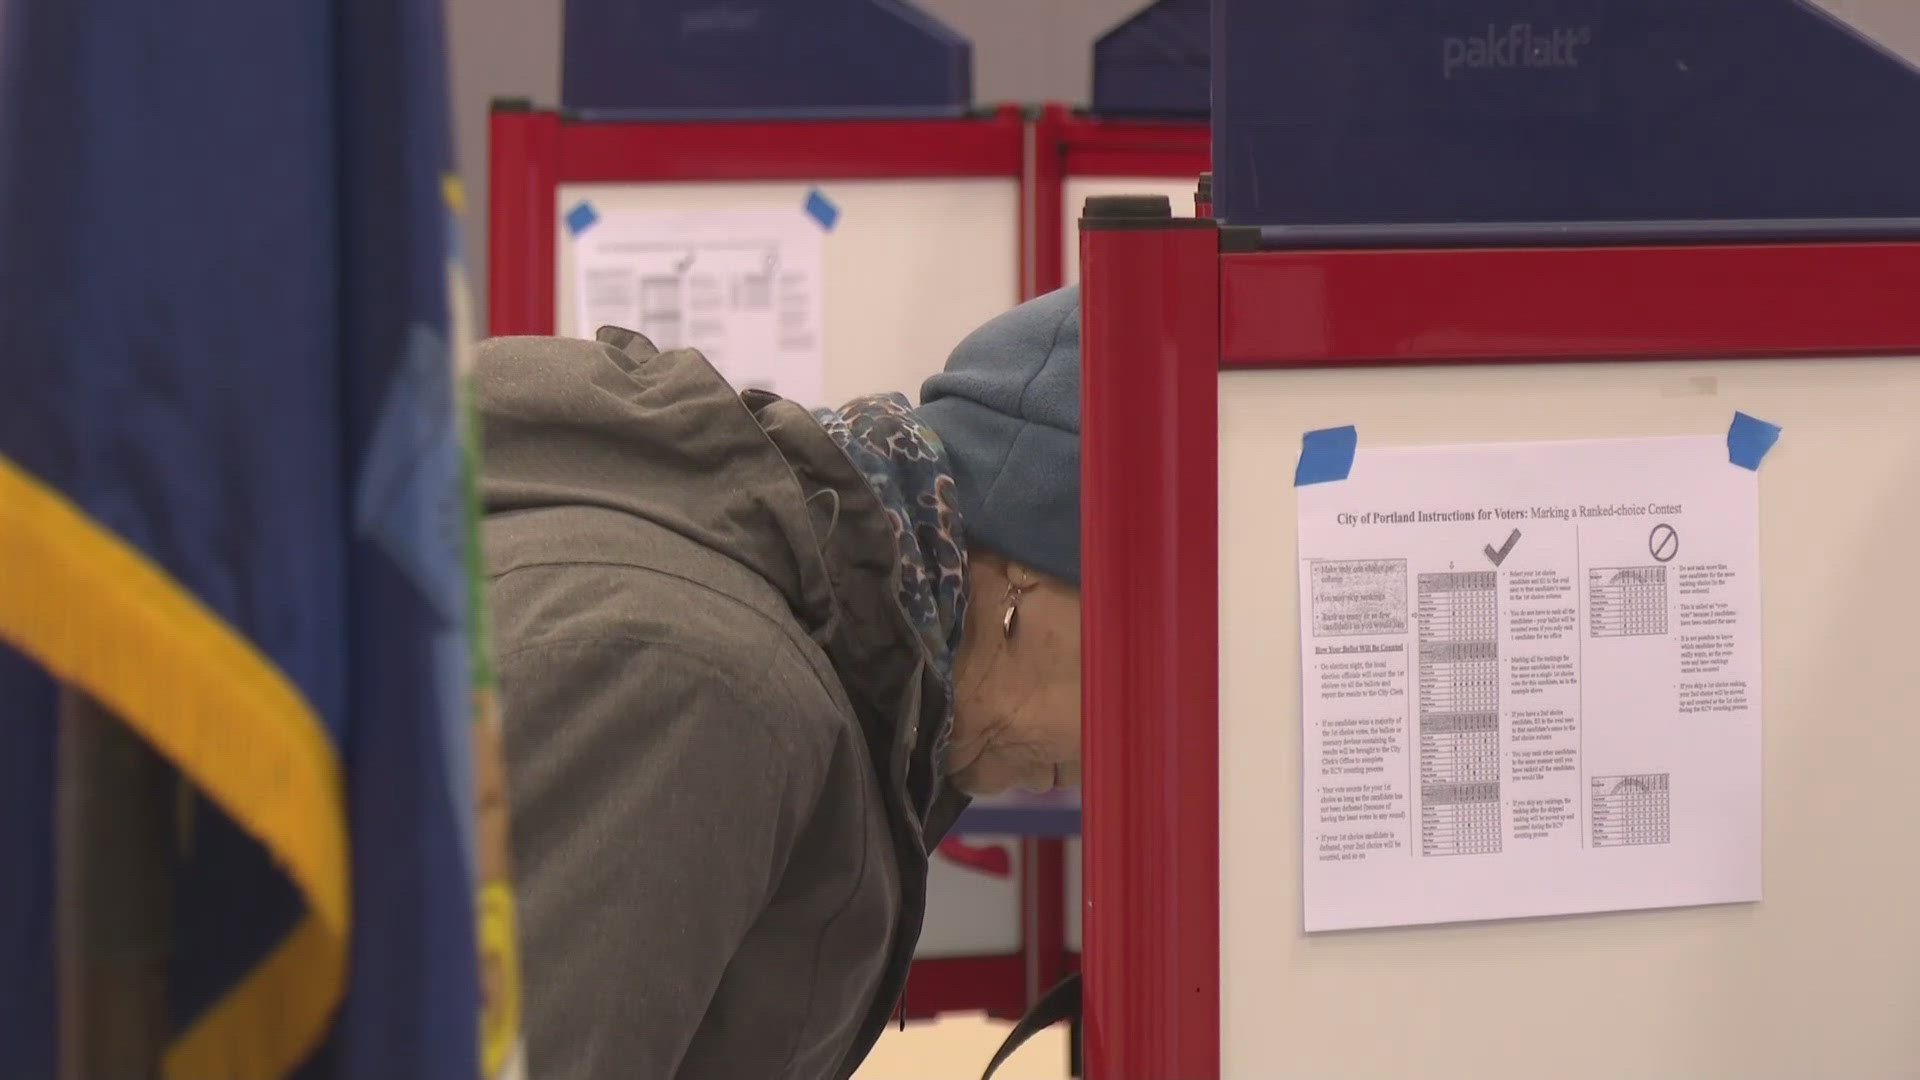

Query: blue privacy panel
left=955, top=789, right=1081, bottom=837
left=1213, top=0, right=1920, bottom=239
left=564, top=0, right=970, bottom=116
left=1093, top=0, right=1210, bottom=117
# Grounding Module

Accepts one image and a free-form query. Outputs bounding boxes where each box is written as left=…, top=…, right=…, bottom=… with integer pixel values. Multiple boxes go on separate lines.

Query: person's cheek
left=964, top=740, right=1059, bottom=795
left=953, top=747, right=1021, bottom=797
left=1046, top=690, right=1082, bottom=777
left=1021, top=737, right=1067, bottom=792
left=1018, top=756, right=1057, bottom=793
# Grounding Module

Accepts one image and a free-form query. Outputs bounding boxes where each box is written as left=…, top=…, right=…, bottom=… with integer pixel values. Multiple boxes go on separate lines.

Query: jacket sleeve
left=498, top=635, right=827, bottom=1078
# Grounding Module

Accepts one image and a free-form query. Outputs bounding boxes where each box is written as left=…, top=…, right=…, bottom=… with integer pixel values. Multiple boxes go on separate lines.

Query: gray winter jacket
left=477, top=328, right=966, bottom=1079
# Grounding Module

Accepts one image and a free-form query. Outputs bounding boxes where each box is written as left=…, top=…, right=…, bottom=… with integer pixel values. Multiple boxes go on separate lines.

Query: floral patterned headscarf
left=812, top=393, right=970, bottom=681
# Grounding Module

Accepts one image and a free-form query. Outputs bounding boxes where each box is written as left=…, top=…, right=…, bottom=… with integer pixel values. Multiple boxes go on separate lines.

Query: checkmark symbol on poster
left=1485, top=528, right=1521, bottom=567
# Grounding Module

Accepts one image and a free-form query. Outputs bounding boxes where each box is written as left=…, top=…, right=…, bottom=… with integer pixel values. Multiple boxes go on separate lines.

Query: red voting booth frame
left=487, top=102, right=1207, bottom=333
left=488, top=103, right=1030, bottom=337
left=1077, top=216, right=1920, bottom=1079
left=1031, top=104, right=1211, bottom=295
left=487, top=103, right=1203, bottom=1023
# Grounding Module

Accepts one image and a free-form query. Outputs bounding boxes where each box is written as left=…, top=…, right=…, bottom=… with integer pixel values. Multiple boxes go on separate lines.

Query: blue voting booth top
left=1213, top=0, right=1920, bottom=242
left=562, top=0, right=970, bottom=117
left=1093, top=0, right=1210, bottom=118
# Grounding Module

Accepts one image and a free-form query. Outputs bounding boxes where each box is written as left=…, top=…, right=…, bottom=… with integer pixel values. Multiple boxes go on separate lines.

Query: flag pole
left=56, top=689, right=173, bottom=1080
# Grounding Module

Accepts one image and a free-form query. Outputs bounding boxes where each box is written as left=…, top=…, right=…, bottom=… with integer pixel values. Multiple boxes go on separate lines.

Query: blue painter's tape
left=1295, top=425, right=1358, bottom=486
left=565, top=200, right=598, bottom=236
left=804, top=188, right=840, bottom=231
left=1727, top=411, right=1782, bottom=471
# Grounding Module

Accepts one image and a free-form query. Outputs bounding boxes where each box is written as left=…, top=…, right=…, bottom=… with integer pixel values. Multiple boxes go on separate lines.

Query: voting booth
left=526, top=0, right=1010, bottom=409
left=487, top=103, right=1026, bottom=410
left=485, top=100, right=1060, bottom=1016
left=1078, top=2, right=1920, bottom=1076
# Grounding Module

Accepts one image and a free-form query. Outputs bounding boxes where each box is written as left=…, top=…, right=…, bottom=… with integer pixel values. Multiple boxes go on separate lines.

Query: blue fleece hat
left=918, top=286, right=1080, bottom=585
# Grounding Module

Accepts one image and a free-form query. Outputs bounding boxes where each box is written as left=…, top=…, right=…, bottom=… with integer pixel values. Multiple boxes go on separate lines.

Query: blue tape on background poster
left=1294, top=425, right=1358, bottom=486
left=804, top=188, right=840, bottom=230
left=564, top=201, right=598, bottom=236
left=1726, top=412, right=1782, bottom=471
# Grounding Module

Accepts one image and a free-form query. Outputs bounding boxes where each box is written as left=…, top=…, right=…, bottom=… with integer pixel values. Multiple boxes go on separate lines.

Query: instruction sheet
left=1296, top=435, right=1762, bottom=931
left=570, top=207, right=825, bottom=403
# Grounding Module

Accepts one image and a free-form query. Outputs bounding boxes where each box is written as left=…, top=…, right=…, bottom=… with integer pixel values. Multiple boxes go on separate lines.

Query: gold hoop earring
left=1001, top=579, right=1035, bottom=639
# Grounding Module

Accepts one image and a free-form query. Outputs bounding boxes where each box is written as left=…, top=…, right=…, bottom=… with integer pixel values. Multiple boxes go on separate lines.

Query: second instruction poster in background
left=1295, top=435, right=1762, bottom=932
left=570, top=206, right=825, bottom=404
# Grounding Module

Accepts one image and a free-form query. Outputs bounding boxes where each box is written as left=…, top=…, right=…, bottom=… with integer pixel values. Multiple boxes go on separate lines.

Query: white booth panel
left=1219, top=358, right=1920, bottom=1078
left=917, top=836, right=1024, bottom=959
left=556, top=178, right=1020, bottom=410
left=1061, top=176, right=1203, bottom=287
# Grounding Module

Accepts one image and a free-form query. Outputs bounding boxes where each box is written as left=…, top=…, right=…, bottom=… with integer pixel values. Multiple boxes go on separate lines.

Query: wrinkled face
left=945, top=551, right=1082, bottom=796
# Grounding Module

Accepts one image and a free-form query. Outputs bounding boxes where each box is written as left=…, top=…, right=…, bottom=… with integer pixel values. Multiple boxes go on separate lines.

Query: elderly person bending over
left=475, top=288, right=1084, bottom=1079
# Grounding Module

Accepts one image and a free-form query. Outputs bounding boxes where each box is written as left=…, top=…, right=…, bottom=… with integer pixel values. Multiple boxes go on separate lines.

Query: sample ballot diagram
left=1589, top=565, right=1669, bottom=637
left=1417, top=571, right=1500, bottom=856
left=1591, top=773, right=1672, bottom=847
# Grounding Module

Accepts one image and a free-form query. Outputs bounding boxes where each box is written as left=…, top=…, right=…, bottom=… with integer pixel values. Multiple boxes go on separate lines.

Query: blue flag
left=0, top=0, right=517, bottom=1075
left=0, top=645, right=56, bottom=1079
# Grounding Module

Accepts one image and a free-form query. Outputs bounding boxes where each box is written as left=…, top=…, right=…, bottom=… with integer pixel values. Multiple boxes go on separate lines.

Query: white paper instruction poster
left=571, top=207, right=824, bottom=403
left=1296, top=436, right=1761, bottom=931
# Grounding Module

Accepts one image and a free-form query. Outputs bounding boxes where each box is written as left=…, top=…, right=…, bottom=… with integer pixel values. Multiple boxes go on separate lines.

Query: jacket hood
left=475, top=327, right=968, bottom=842
left=476, top=327, right=840, bottom=642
